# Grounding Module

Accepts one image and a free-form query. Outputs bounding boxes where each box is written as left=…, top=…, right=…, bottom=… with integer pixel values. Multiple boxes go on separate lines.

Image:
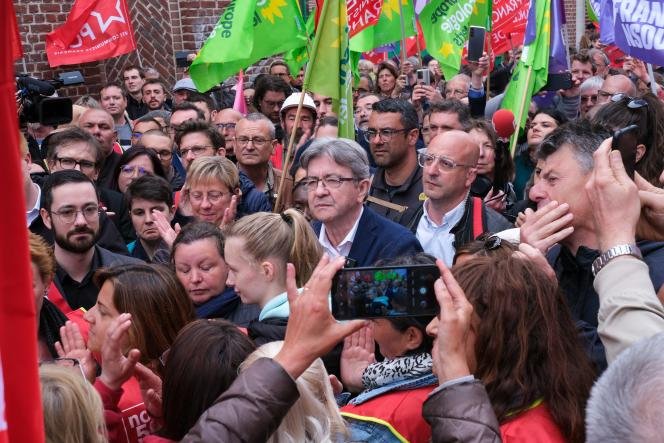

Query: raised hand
left=98, top=313, right=141, bottom=391
left=55, top=321, right=96, bottom=382
left=340, top=324, right=376, bottom=393
left=519, top=201, right=574, bottom=253
left=274, top=257, right=368, bottom=379
left=153, top=210, right=180, bottom=248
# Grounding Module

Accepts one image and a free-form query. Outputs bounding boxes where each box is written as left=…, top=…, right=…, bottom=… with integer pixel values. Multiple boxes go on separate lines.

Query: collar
left=372, top=164, right=422, bottom=193
left=259, top=291, right=291, bottom=321
left=319, top=206, right=364, bottom=253
left=56, top=246, right=102, bottom=284
left=422, top=197, right=466, bottom=229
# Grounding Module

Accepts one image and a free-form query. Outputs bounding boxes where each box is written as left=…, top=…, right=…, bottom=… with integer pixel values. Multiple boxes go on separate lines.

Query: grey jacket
left=423, top=379, right=502, bottom=443
left=182, top=358, right=299, bottom=443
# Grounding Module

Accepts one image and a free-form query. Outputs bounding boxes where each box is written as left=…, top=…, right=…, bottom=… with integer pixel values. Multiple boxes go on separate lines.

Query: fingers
left=54, top=341, right=65, bottom=358
left=608, top=149, right=633, bottom=185
left=333, top=319, right=369, bottom=345
left=635, top=172, right=663, bottom=194
left=329, top=374, right=344, bottom=395
left=285, top=263, right=299, bottom=307
left=106, top=313, right=132, bottom=353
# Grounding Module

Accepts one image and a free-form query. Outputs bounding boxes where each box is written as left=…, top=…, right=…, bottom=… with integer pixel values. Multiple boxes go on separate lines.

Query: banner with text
left=601, top=0, right=664, bottom=66
left=348, top=0, right=383, bottom=37
left=491, top=0, right=529, bottom=55
left=46, top=0, right=136, bottom=67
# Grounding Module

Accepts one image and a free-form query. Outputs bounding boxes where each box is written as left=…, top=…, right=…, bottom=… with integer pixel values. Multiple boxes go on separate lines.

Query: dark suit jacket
left=313, top=205, right=423, bottom=267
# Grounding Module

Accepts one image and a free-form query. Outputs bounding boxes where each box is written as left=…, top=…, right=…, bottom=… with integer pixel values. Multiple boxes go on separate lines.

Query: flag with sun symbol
left=350, top=0, right=416, bottom=53
left=190, top=0, right=307, bottom=92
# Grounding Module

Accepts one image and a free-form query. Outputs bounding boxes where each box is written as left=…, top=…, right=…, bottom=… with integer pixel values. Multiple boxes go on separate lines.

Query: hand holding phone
left=612, top=124, right=640, bottom=180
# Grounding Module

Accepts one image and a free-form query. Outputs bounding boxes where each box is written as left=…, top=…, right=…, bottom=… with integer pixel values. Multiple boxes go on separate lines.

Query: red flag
left=362, top=49, right=388, bottom=65
left=348, top=0, right=383, bottom=37
left=45, top=0, right=137, bottom=67
left=315, top=0, right=324, bottom=29
left=405, top=20, right=426, bottom=56
left=490, top=0, right=529, bottom=55
left=1, top=1, right=45, bottom=442
left=10, top=6, right=22, bottom=60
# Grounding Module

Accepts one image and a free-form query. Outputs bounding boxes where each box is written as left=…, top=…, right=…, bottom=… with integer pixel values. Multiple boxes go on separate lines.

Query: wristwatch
left=592, top=244, right=643, bottom=276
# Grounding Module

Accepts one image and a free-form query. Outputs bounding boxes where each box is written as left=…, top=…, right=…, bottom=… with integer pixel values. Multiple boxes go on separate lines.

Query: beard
left=54, top=225, right=99, bottom=253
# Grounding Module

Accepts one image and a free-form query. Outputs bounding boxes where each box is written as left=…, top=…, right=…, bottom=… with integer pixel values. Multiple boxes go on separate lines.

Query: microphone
left=492, top=108, right=516, bottom=140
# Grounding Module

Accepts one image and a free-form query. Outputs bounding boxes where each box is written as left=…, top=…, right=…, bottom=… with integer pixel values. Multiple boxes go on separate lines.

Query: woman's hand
left=429, top=260, right=473, bottom=383
left=98, top=313, right=141, bottom=391
left=55, top=321, right=97, bottom=383
left=153, top=210, right=180, bottom=248
left=219, top=195, right=238, bottom=231
left=135, top=362, right=163, bottom=419
left=340, top=324, right=376, bottom=393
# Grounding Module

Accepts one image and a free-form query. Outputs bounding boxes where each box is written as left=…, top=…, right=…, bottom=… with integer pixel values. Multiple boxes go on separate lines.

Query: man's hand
left=513, top=243, right=557, bottom=282
left=274, top=257, right=367, bottom=379
left=635, top=173, right=664, bottom=242
left=468, top=53, right=489, bottom=89
left=430, top=259, right=473, bottom=384
left=584, top=137, right=639, bottom=250
left=219, top=195, right=238, bottom=231
left=153, top=210, right=180, bottom=248
left=519, top=201, right=574, bottom=253
left=340, top=324, right=376, bottom=393
left=98, top=313, right=141, bottom=391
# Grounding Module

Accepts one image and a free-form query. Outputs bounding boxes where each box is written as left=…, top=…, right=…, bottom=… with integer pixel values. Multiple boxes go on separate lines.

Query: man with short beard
left=39, top=170, right=142, bottom=310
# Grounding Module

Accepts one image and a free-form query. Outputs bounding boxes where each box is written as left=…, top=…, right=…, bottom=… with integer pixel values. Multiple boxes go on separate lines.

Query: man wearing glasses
left=365, top=99, right=422, bottom=228
left=235, top=113, right=292, bottom=211
left=30, top=128, right=133, bottom=252
left=213, top=108, right=243, bottom=162
left=596, top=74, right=638, bottom=105
left=137, top=129, right=185, bottom=191
left=38, top=170, right=141, bottom=311
left=301, top=138, right=422, bottom=267
left=408, top=130, right=511, bottom=266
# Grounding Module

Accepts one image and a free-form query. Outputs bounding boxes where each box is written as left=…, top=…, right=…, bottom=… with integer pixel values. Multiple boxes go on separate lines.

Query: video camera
left=16, top=71, right=84, bottom=126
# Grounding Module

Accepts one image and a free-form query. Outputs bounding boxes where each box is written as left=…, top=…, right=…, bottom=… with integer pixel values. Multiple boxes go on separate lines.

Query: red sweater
left=95, top=377, right=153, bottom=443
left=500, top=404, right=566, bottom=443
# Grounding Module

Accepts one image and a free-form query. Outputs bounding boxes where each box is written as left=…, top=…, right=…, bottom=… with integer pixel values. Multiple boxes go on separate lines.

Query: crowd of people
left=21, top=25, right=664, bottom=443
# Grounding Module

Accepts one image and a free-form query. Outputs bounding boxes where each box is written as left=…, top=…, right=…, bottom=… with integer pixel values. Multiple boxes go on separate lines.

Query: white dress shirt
left=416, top=198, right=466, bottom=266
left=319, top=207, right=364, bottom=259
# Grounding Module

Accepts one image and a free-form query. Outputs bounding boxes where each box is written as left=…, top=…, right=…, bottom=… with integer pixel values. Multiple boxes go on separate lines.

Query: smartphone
left=612, top=124, right=639, bottom=179
left=543, top=72, right=573, bottom=91
left=175, top=51, right=192, bottom=68
left=331, top=265, right=440, bottom=320
left=467, top=26, right=486, bottom=62
left=416, top=68, right=431, bottom=86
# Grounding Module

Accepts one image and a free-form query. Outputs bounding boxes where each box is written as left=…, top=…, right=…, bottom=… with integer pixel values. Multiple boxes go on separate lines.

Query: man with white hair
left=301, top=137, right=422, bottom=266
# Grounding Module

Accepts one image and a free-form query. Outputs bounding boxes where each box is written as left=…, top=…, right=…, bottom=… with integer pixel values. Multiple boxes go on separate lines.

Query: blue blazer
left=313, top=205, right=423, bottom=267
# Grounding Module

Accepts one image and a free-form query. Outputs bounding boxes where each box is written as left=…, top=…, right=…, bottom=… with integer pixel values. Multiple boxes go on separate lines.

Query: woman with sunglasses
left=111, top=147, right=166, bottom=194
left=592, top=92, right=664, bottom=186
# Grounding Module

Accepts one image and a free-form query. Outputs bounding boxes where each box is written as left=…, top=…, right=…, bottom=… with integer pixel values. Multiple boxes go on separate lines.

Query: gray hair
left=580, top=75, right=604, bottom=94
left=588, top=48, right=610, bottom=67
left=240, top=112, right=276, bottom=139
left=537, top=121, right=609, bottom=173
left=586, top=332, right=664, bottom=443
left=300, top=137, right=370, bottom=180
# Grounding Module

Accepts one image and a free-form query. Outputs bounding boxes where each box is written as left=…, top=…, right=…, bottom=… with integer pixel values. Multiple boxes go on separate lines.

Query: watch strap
left=592, top=244, right=643, bottom=277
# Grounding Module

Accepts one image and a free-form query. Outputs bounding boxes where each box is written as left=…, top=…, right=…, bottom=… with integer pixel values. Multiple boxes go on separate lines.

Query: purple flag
left=549, top=0, right=568, bottom=73
left=523, top=0, right=538, bottom=45
left=611, top=0, right=664, bottom=66
left=598, top=0, right=615, bottom=44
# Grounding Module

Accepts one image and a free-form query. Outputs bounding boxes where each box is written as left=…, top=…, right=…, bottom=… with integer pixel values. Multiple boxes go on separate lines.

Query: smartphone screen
left=416, top=68, right=430, bottom=86
left=331, top=265, right=439, bottom=320
left=468, top=26, right=486, bottom=62
left=543, top=72, right=573, bottom=91
left=612, top=124, right=639, bottom=180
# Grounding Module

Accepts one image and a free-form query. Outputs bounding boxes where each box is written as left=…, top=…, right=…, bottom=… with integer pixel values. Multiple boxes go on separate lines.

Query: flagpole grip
left=509, top=65, right=533, bottom=157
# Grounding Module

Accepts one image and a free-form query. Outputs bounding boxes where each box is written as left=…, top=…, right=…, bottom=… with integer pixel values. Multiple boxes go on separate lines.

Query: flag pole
left=273, top=2, right=318, bottom=213
left=397, top=0, right=408, bottom=64
left=413, top=17, right=422, bottom=67
left=509, top=65, right=533, bottom=157
left=486, top=33, right=492, bottom=98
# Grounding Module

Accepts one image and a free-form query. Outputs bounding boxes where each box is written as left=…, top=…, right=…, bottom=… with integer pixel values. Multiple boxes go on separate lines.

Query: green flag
left=304, top=0, right=354, bottom=139
left=190, top=0, right=307, bottom=92
left=469, top=0, right=491, bottom=30
left=350, top=0, right=415, bottom=53
left=420, top=0, right=478, bottom=81
left=284, top=12, right=315, bottom=76
left=501, top=0, right=551, bottom=141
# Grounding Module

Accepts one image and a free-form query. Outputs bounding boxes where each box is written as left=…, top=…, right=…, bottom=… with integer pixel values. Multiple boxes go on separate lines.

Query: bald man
left=78, top=108, right=120, bottom=189
left=597, top=74, right=638, bottom=105
left=213, top=108, right=243, bottom=161
left=410, top=130, right=512, bottom=265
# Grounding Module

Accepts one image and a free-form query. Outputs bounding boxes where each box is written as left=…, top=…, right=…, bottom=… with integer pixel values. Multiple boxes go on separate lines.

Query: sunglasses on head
left=610, top=93, right=648, bottom=109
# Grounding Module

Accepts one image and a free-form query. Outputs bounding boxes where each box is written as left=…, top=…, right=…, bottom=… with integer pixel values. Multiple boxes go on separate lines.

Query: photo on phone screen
left=331, top=265, right=439, bottom=320
left=416, top=68, right=430, bottom=86
left=612, top=124, right=639, bottom=180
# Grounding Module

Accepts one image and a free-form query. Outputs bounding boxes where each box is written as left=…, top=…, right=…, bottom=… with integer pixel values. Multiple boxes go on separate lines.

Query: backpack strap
left=471, top=197, right=484, bottom=239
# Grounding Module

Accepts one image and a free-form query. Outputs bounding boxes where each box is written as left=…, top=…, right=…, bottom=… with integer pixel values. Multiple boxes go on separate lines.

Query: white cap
left=172, top=77, right=198, bottom=93
left=280, top=92, right=317, bottom=117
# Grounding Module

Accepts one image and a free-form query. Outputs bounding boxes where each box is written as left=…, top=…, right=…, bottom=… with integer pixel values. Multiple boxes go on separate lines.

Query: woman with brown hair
left=57, top=263, right=195, bottom=443
left=145, top=319, right=256, bottom=442
left=426, top=255, right=595, bottom=442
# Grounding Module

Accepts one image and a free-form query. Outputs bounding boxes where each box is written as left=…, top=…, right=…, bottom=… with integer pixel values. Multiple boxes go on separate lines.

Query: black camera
left=16, top=71, right=84, bottom=126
